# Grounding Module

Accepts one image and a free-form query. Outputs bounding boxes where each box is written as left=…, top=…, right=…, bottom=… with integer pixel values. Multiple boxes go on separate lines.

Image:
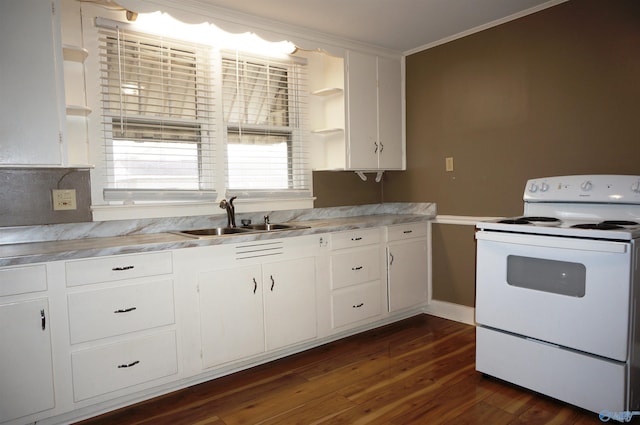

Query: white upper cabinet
left=0, top=0, right=66, bottom=166
left=346, top=50, right=404, bottom=171
left=307, top=49, right=404, bottom=172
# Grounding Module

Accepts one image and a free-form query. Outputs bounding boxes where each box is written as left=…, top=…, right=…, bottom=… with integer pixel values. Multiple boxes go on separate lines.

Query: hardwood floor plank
left=75, top=315, right=607, bottom=425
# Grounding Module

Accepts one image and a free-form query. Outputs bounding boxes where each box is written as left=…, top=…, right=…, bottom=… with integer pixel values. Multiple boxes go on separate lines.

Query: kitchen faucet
left=219, top=196, right=237, bottom=227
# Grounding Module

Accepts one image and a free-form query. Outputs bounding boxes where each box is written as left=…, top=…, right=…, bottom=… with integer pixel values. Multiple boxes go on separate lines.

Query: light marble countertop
left=0, top=203, right=435, bottom=267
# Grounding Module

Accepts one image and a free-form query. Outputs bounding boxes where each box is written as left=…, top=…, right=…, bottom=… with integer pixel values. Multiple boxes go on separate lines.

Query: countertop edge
left=0, top=214, right=433, bottom=267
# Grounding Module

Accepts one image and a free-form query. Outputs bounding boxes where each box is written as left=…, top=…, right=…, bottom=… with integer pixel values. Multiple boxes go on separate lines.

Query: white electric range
left=475, top=175, right=640, bottom=417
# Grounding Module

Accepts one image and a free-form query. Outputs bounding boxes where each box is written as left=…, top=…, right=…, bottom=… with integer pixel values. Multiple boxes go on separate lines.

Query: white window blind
left=222, top=52, right=310, bottom=199
left=97, top=20, right=217, bottom=202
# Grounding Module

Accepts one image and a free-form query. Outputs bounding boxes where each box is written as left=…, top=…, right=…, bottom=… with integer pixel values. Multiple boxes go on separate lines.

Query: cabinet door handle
left=117, top=360, right=140, bottom=369
left=352, top=266, right=363, bottom=271
left=114, top=307, right=137, bottom=314
left=270, top=275, right=275, bottom=291
left=41, top=309, right=46, bottom=331
left=374, top=142, right=378, bottom=154
left=351, top=237, right=362, bottom=241
left=352, top=303, right=364, bottom=308
left=253, top=277, right=257, bottom=294
left=403, top=230, right=413, bottom=234
left=379, top=142, right=384, bottom=153
left=389, top=253, right=394, bottom=266
left=112, top=265, right=134, bottom=271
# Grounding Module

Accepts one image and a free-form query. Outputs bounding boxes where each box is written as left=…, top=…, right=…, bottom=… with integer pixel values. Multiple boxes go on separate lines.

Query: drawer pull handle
left=41, top=309, right=46, bottom=331
left=117, top=360, right=140, bottom=369
left=352, top=266, right=363, bottom=271
left=253, top=277, right=257, bottom=294
left=112, top=265, right=134, bottom=271
left=114, top=307, right=137, bottom=314
left=389, top=253, right=394, bottom=266
left=353, top=303, right=364, bottom=308
left=351, top=237, right=363, bottom=241
left=403, top=230, right=413, bottom=234
left=270, top=275, right=275, bottom=291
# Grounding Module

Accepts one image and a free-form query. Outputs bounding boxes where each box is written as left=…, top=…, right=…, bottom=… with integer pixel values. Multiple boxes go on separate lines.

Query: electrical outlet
left=52, top=189, right=77, bottom=211
left=445, top=157, right=454, bottom=172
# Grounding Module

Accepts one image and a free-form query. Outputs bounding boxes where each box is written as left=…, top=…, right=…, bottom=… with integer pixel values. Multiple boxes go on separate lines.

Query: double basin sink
left=176, top=223, right=310, bottom=238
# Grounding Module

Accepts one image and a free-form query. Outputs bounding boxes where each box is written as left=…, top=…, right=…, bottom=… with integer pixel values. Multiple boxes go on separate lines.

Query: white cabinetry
left=346, top=50, right=404, bottom=171
left=328, top=228, right=383, bottom=330
left=386, top=223, right=429, bottom=312
left=196, top=239, right=317, bottom=369
left=306, top=49, right=404, bottom=172
left=65, top=252, right=178, bottom=402
left=0, top=265, right=55, bottom=424
left=0, top=0, right=66, bottom=166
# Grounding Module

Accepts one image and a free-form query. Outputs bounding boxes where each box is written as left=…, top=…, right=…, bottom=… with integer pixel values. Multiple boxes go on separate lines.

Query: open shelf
left=311, top=87, right=343, bottom=97
left=62, top=44, right=88, bottom=62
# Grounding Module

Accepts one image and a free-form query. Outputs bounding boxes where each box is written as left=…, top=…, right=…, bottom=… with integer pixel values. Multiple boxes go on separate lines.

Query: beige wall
left=385, top=0, right=640, bottom=216
left=383, top=0, right=640, bottom=306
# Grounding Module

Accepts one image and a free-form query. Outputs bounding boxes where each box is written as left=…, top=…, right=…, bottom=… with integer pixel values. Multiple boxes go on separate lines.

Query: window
left=222, top=55, right=310, bottom=198
left=95, top=17, right=309, bottom=208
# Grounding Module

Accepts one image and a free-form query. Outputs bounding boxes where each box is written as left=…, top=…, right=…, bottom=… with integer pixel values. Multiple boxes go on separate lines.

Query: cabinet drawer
left=331, top=228, right=380, bottom=250
left=71, top=330, right=178, bottom=401
left=0, top=264, right=47, bottom=296
left=386, top=222, right=428, bottom=242
left=68, top=279, right=175, bottom=344
left=66, top=251, right=172, bottom=287
left=332, top=281, right=381, bottom=329
left=330, top=247, right=380, bottom=290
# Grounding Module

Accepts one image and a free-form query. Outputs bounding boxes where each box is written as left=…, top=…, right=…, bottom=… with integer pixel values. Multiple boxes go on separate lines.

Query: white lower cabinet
left=386, top=223, right=429, bottom=312
left=328, top=228, right=384, bottom=331
left=71, top=330, right=178, bottom=401
left=199, top=264, right=265, bottom=368
left=198, top=255, right=317, bottom=369
left=331, top=281, right=381, bottom=329
left=0, top=222, right=432, bottom=424
left=263, top=257, right=317, bottom=351
left=65, top=252, right=178, bottom=403
left=0, top=298, right=55, bottom=423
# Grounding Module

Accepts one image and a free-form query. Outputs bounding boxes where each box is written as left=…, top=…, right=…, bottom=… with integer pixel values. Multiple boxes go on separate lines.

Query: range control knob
left=581, top=180, right=593, bottom=191
left=540, top=182, right=549, bottom=192
left=632, top=180, right=640, bottom=193
left=529, top=183, right=539, bottom=193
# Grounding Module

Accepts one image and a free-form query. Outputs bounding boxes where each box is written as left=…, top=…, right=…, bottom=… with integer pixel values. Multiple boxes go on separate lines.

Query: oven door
left=476, top=231, right=632, bottom=362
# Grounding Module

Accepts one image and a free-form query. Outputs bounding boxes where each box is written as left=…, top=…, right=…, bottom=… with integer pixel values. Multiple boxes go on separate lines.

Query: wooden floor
left=76, top=315, right=605, bottom=425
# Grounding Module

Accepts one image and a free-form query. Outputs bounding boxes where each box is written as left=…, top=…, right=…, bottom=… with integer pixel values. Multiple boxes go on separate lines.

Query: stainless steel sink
left=175, top=223, right=309, bottom=238
left=177, top=227, right=253, bottom=237
left=242, top=223, right=309, bottom=231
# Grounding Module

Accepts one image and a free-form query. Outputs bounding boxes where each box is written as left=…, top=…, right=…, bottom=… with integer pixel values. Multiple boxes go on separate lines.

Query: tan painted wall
left=384, top=0, right=640, bottom=306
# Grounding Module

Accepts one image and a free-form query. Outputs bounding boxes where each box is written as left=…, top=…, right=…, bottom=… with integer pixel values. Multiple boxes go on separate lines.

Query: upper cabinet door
left=0, top=0, right=65, bottom=166
left=346, top=50, right=379, bottom=170
left=377, top=56, right=404, bottom=170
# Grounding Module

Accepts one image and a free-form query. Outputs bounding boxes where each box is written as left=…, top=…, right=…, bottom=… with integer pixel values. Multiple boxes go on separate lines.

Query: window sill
left=91, top=198, right=315, bottom=221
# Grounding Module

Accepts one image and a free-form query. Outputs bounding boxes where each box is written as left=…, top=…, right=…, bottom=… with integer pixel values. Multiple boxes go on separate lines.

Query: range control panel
left=523, top=175, right=640, bottom=203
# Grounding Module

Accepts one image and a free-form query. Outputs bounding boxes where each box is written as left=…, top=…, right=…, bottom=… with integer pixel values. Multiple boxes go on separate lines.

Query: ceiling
left=191, top=0, right=565, bottom=53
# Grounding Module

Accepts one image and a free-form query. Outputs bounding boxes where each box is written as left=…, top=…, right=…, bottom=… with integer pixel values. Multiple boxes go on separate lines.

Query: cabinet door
left=346, top=50, right=378, bottom=170
left=0, top=299, right=55, bottom=423
left=198, top=265, right=264, bottom=368
left=377, top=56, right=403, bottom=170
left=387, top=240, right=428, bottom=312
left=263, top=257, right=317, bottom=351
left=0, top=0, right=64, bottom=165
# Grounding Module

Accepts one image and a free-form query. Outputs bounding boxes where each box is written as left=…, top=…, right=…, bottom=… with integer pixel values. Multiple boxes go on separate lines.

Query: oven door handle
left=475, top=231, right=628, bottom=254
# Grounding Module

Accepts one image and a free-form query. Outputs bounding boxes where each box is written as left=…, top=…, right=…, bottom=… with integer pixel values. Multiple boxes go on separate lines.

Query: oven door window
left=506, top=255, right=586, bottom=297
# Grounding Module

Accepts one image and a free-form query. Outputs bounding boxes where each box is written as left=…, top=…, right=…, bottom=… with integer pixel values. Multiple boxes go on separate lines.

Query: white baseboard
left=424, top=300, right=476, bottom=326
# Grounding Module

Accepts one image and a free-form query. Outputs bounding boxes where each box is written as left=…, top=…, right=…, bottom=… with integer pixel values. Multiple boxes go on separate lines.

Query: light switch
left=445, top=157, right=454, bottom=172
left=52, top=189, right=77, bottom=211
